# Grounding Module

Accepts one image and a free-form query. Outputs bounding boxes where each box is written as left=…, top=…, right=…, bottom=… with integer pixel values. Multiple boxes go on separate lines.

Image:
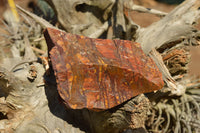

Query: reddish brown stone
left=44, top=28, right=164, bottom=110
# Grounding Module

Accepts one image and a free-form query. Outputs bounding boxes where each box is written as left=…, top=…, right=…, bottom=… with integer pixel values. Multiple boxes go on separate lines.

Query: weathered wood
left=135, top=0, right=200, bottom=96
left=0, top=58, right=85, bottom=133
left=45, top=0, right=115, bottom=37
left=136, top=0, right=200, bottom=54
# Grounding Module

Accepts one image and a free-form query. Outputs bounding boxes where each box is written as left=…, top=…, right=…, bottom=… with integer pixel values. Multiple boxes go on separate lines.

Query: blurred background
left=0, top=0, right=185, bottom=27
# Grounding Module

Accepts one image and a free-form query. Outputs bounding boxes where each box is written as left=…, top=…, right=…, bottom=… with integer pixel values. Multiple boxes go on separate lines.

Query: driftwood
left=0, top=0, right=200, bottom=133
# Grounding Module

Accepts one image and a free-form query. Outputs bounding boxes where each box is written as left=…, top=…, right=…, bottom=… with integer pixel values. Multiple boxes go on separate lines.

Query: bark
left=0, top=0, right=200, bottom=133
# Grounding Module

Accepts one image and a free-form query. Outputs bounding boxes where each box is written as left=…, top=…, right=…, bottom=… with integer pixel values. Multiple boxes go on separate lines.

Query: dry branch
left=134, top=0, right=200, bottom=95
left=17, top=5, right=54, bottom=29
left=124, top=0, right=167, bottom=17
left=136, top=0, right=200, bottom=53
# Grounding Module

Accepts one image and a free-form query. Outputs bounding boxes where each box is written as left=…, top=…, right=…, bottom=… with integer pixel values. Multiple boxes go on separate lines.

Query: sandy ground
left=131, top=0, right=176, bottom=27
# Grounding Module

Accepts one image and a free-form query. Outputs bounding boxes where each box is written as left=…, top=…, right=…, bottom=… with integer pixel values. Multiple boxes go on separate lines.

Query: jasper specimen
left=44, top=28, right=164, bottom=110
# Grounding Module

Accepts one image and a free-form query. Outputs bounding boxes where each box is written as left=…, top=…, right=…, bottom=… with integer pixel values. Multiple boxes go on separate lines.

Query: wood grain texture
left=44, top=28, right=164, bottom=110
